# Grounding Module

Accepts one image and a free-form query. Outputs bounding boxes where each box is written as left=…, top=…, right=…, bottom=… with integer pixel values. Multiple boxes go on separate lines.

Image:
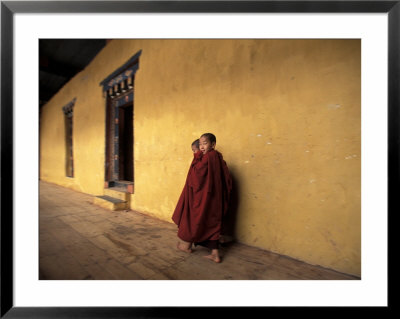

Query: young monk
left=191, top=139, right=200, bottom=154
left=172, top=133, right=232, bottom=263
left=172, top=139, right=202, bottom=253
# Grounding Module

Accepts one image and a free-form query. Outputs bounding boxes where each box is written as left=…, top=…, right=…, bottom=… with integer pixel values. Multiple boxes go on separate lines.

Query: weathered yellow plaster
left=40, top=39, right=361, bottom=276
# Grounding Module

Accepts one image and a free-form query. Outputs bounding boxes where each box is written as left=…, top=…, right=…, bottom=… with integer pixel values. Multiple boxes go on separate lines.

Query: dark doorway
left=104, top=90, right=135, bottom=193
left=118, top=103, right=133, bottom=182
left=101, top=49, right=141, bottom=193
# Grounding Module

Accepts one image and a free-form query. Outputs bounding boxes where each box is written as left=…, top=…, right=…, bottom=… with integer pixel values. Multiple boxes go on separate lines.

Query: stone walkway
left=39, top=181, right=359, bottom=280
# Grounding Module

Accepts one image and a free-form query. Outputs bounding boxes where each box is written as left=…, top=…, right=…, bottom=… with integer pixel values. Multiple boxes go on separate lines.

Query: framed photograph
left=1, top=0, right=395, bottom=317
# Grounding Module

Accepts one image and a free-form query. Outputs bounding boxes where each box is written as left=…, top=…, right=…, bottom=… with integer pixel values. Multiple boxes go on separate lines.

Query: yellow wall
left=40, top=39, right=361, bottom=276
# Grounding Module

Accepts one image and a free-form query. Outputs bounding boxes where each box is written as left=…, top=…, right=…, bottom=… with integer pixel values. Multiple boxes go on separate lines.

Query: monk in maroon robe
left=172, top=133, right=232, bottom=263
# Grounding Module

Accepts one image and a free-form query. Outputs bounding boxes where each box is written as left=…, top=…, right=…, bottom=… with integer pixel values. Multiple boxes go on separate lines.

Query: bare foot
left=176, top=242, right=192, bottom=253
left=203, top=254, right=221, bottom=263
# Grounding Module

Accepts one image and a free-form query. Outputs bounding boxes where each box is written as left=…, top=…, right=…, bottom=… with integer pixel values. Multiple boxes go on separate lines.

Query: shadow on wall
left=221, top=170, right=240, bottom=245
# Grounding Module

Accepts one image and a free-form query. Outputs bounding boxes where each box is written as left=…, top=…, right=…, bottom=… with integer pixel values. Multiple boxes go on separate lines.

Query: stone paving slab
left=39, top=181, right=359, bottom=280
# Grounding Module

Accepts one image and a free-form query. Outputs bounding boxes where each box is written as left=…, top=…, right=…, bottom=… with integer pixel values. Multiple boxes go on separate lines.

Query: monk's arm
left=189, top=154, right=208, bottom=191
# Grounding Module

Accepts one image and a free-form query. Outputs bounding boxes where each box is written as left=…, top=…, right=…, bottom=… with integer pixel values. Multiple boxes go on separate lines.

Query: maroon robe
left=172, top=149, right=232, bottom=248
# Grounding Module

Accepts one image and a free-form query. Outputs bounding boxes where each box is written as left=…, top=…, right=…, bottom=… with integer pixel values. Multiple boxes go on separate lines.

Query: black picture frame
left=1, top=0, right=396, bottom=317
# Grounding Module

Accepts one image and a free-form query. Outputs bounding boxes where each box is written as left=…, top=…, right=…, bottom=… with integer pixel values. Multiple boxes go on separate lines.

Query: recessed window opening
left=100, top=50, right=141, bottom=194
left=62, top=99, right=75, bottom=178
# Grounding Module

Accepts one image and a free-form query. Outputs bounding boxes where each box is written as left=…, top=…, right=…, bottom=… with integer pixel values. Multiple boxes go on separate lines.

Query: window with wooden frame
left=62, top=98, right=75, bottom=177
left=100, top=50, right=141, bottom=194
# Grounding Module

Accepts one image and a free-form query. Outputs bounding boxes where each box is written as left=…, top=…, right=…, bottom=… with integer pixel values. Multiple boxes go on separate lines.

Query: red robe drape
left=172, top=149, right=232, bottom=245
